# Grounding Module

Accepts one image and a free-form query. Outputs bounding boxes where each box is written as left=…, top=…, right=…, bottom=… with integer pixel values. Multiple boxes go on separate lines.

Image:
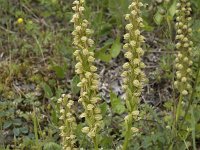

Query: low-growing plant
left=58, top=94, right=77, bottom=149
left=121, top=1, right=147, bottom=149
left=70, top=0, right=103, bottom=149
left=172, top=0, right=194, bottom=146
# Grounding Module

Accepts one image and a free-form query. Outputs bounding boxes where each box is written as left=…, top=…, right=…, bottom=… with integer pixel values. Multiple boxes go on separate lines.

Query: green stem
left=170, top=94, right=183, bottom=149
left=170, top=54, right=200, bottom=150
left=179, top=54, right=200, bottom=128
left=32, top=109, right=39, bottom=146
left=93, top=136, right=99, bottom=150
left=166, top=16, right=173, bottom=41
left=175, top=94, right=183, bottom=126
left=123, top=120, right=132, bottom=150
left=191, top=107, right=197, bottom=150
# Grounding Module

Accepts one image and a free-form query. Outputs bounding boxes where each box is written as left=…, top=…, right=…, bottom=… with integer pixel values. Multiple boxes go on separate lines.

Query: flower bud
left=85, top=72, right=92, bottom=78
left=81, top=36, right=87, bottom=42
left=124, top=33, right=130, bottom=40
left=130, top=41, right=136, bottom=47
left=125, top=24, right=133, bottom=30
left=58, top=98, right=63, bottom=103
left=87, top=104, right=94, bottom=110
left=80, top=113, right=86, bottom=118
left=88, top=39, right=94, bottom=46
left=181, top=77, right=187, bottom=82
left=82, top=127, right=90, bottom=133
left=86, top=29, right=93, bottom=35
left=94, top=108, right=101, bottom=114
left=176, top=43, right=181, bottom=49
left=95, top=114, right=103, bottom=121
left=87, top=130, right=95, bottom=138
left=125, top=14, right=130, bottom=20
left=135, top=29, right=140, bottom=36
left=123, top=62, right=130, bottom=69
left=182, top=90, right=188, bottom=95
left=174, top=81, right=178, bottom=87
left=132, top=110, right=139, bottom=116
left=131, top=127, right=139, bottom=133
left=90, top=66, right=97, bottom=72
left=124, top=51, right=133, bottom=59
left=123, top=43, right=129, bottom=49
left=82, top=48, right=89, bottom=55
left=75, top=26, right=82, bottom=31
left=133, top=80, right=140, bottom=87
left=134, top=68, right=141, bottom=75
left=88, top=56, right=95, bottom=62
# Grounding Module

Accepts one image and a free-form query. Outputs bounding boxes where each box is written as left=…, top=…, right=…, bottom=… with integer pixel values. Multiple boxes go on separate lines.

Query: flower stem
left=180, top=54, right=200, bottom=128
left=176, top=94, right=183, bottom=126
left=123, top=118, right=132, bottom=150
left=93, top=136, right=99, bottom=150
left=123, top=129, right=131, bottom=150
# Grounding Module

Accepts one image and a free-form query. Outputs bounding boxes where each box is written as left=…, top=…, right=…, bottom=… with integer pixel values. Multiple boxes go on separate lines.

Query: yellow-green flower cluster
left=124, top=110, right=140, bottom=132
left=58, top=94, right=77, bottom=150
left=122, top=1, right=146, bottom=149
left=71, top=0, right=103, bottom=144
left=122, top=0, right=146, bottom=113
left=174, top=0, right=193, bottom=96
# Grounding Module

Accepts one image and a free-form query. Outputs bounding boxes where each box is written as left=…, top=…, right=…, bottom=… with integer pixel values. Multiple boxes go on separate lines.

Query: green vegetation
left=1, top=0, right=200, bottom=149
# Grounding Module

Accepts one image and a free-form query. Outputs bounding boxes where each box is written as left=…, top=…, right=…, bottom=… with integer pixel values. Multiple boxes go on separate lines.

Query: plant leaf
left=51, top=65, right=65, bottom=78
left=13, top=128, right=20, bottom=136
left=110, top=37, right=121, bottom=58
left=13, top=118, right=22, bottom=126
left=71, top=75, right=80, bottom=94
left=154, top=11, right=163, bottom=25
left=95, top=40, right=113, bottom=62
left=43, top=142, right=62, bottom=150
left=110, top=92, right=125, bottom=115
left=168, top=0, right=177, bottom=18
left=42, top=82, right=53, bottom=98
left=99, top=102, right=108, bottom=116
left=3, top=120, right=12, bottom=129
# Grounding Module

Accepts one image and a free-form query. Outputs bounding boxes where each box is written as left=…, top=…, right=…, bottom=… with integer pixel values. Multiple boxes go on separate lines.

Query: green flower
left=174, top=0, right=193, bottom=95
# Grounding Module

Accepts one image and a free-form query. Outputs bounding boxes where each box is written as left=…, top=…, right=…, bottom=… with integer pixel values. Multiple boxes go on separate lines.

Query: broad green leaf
left=51, top=65, right=65, bottom=78
left=13, top=128, right=20, bottom=136
left=99, top=23, right=113, bottom=36
left=99, top=102, right=108, bottom=116
left=95, top=41, right=113, bottom=62
left=110, top=92, right=125, bottom=115
left=192, top=19, right=200, bottom=42
left=196, top=123, right=200, bottom=136
left=43, top=142, right=61, bottom=150
left=191, top=107, right=197, bottom=149
left=100, top=135, right=113, bottom=148
left=42, top=82, right=53, bottom=98
left=163, top=101, right=173, bottom=110
left=3, top=121, right=12, bottom=129
left=168, top=0, right=177, bottom=18
left=97, top=53, right=112, bottom=63
left=110, top=37, right=121, bottom=58
left=13, top=118, right=22, bottom=126
left=191, top=0, right=200, bottom=8
left=71, top=75, right=80, bottom=94
left=154, top=11, right=163, bottom=25
left=143, top=20, right=154, bottom=32
left=20, top=127, right=29, bottom=134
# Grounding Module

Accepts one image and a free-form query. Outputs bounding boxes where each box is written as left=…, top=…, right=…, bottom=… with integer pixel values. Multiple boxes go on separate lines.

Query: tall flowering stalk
left=71, top=0, right=103, bottom=149
left=121, top=1, right=146, bottom=149
left=58, top=94, right=77, bottom=150
left=174, top=0, right=193, bottom=124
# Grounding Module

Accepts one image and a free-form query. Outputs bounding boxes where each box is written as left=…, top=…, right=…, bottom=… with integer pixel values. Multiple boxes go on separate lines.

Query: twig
left=0, top=26, right=15, bottom=34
